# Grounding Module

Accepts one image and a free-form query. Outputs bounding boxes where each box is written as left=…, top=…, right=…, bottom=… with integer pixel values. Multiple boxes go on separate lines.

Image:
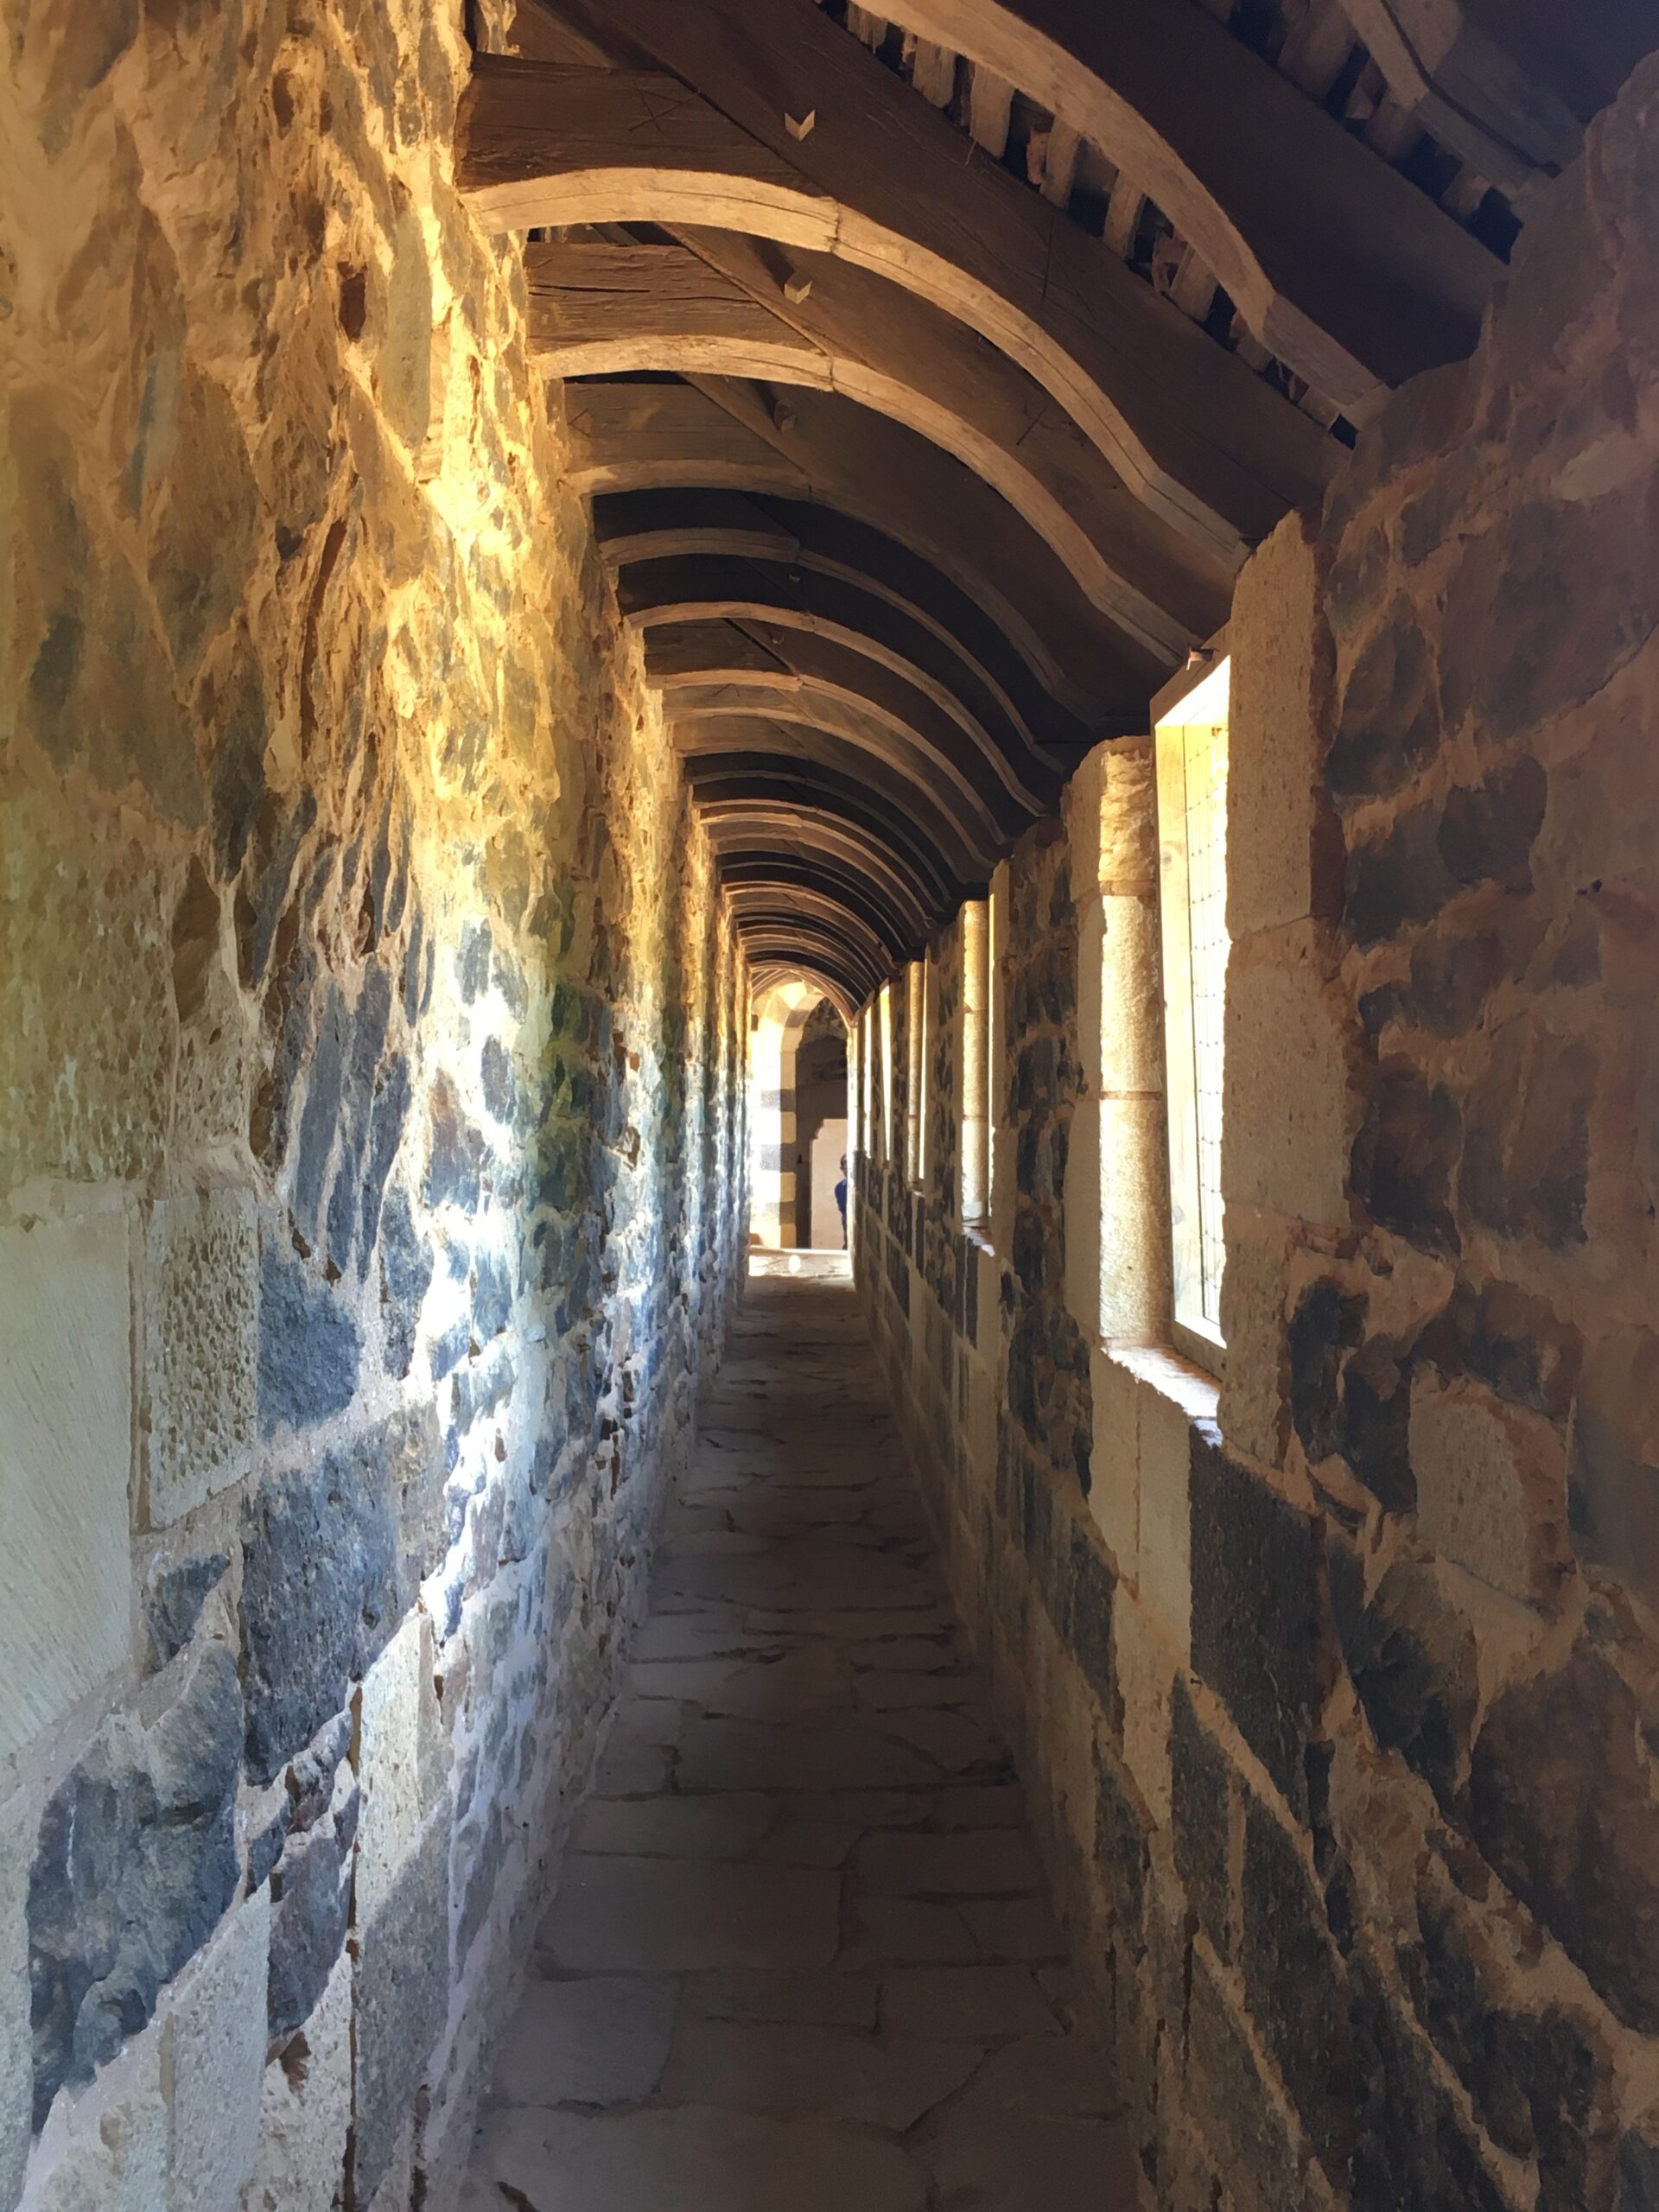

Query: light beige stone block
left=33, top=2056, right=168, bottom=2211
left=165, top=1889, right=270, bottom=2212
left=1098, top=739, right=1158, bottom=890
left=1409, top=1376, right=1568, bottom=1603
left=1217, top=1222, right=1288, bottom=1468
left=1086, top=1346, right=1140, bottom=1573
left=355, top=1611, right=450, bottom=1925
left=240, top=1948, right=353, bottom=2212
left=1114, top=1589, right=1179, bottom=1829
left=143, top=1191, right=259, bottom=1528
left=1127, top=1348, right=1217, bottom=1663
left=1226, top=512, right=1338, bottom=938
left=1223, top=928, right=1357, bottom=1230
left=1096, top=893, right=1163, bottom=1098
left=1097, top=1096, right=1171, bottom=1344
left=0, top=1208, right=133, bottom=1761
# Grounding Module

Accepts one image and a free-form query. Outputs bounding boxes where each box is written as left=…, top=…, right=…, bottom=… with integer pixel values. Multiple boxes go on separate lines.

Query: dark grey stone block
left=1190, top=1435, right=1323, bottom=1820
left=146, top=1549, right=230, bottom=1668
left=267, top=1819, right=351, bottom=2038
left=241, top=1408, right=445, bottom=1783
left=258, top=1232, right=361, bottom=1438
left=29, top=1643, right=242, bottom=2125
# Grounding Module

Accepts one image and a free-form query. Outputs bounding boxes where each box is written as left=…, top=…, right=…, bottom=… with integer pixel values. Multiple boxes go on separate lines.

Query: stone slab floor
left=463, top=1268, right=1141, bottom=2210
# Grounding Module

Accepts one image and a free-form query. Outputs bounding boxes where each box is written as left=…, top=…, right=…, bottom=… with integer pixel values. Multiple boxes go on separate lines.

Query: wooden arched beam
left=563, top=378, right=1160, bottom=717
left=697, top=791, right=953, bottom=927
left=703, top=812, right=935, bottom=949
left=683, top=753, right=974, bottom=912
left=721, top=852, right=917, bottom=963
left=616, top=553, right=1058, bottom=782
left=643, top=615, right=1055, bottom=816
left=459, top=32, right=1336, bottom=560
left=525, top=234, right=1224, bottom=657
left=736, top=912, right=887, bottom=1003
left=1338, top=0, right=1650, bottom=202
left=671, top=703, right=1001, bottom=880
left=725, top=876, right=896, bottom=979
left=592, top=489, right=1104, bottom=758
left=857, top=0, right=1497, bottom=404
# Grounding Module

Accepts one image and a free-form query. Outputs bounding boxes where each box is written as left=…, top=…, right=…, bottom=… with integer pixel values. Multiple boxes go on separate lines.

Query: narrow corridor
left=463, top=1268, right=1140, bottom=2209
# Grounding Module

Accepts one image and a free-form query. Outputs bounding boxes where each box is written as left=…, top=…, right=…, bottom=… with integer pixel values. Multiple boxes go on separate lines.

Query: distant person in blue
left=835, top=1155, right=849, bottom=1246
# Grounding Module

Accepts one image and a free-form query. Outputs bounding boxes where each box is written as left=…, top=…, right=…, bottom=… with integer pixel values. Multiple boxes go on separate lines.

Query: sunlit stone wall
left=0, top=0, right=748, bottom=2204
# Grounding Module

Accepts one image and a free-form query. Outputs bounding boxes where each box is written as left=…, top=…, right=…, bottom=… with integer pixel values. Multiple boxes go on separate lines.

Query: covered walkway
left=464, top=1268, right=1137, bottom=2209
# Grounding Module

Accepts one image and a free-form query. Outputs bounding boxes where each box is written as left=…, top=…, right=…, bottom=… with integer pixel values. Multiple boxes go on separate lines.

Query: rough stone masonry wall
left=0, top=0, right=748, bottom=2207
left=859, top=54, right=1659, bottom=2212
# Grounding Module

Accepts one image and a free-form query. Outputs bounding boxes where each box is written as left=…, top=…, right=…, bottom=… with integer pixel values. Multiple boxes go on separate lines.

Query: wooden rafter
left=524, top=234, right=1227, bottom=658
left=457, top=26, right=1335, bottom=558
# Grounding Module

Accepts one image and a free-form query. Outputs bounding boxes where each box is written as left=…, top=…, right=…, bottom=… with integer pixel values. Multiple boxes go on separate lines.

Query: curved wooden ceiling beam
left=683, top=750, right=976, bottom=909
left=721, top=853, right=916, bottom=963
left=525, top=234, right=1224, bottom=657
left=616, top=553, right=1053, bottom=783
left=1338, top=0, right=1649, bottom=202
left=592, top=488, right=1105, bottom=757
left=735, top=913, right=887, bottom=1003
left=696, top=790, right=954, bottom=925
left=643, top=613, right=1054, bottom=817
left=725, top=875, right=898, bottom=973
left=459, top=29, right=1336, bottom=559
left=857, top=0, right=1497, bottom=405
left=650, top=623, right=1039, bottom=831
left=724, top=874, right=899, bottom=976
left=671, top=699, right=1001, bottom=879
left=563, top=378, right=1159, bottom=717
left=703, top=813, right=935, bottom=947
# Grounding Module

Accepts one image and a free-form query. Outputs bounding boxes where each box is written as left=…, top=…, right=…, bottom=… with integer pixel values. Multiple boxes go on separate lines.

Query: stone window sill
left=1097, top=1338, right=1219, bottom=1426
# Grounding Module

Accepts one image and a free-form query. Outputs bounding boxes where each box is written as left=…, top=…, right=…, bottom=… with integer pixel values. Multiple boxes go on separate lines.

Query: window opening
left=1155, top=658, right=1230, bottom=1358
left=961, top=900, right=989, bottom=1224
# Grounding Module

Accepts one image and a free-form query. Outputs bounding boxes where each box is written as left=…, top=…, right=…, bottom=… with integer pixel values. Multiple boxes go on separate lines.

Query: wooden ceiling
left=462, top=0, right=1649, bottom=1009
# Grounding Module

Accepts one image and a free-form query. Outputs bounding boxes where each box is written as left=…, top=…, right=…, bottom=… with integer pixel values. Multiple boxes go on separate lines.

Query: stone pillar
left=1065, top=738, right=1171, bottom=1350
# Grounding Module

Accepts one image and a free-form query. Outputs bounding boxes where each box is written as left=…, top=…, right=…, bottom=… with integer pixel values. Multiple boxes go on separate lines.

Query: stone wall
left=0, top=0, right=748, bottom=2205
left=855, top=54, right=1659, bottom=2212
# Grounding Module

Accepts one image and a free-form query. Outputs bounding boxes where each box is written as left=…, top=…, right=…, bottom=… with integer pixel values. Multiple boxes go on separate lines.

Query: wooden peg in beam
left=785, top=107, right=816, bottom=140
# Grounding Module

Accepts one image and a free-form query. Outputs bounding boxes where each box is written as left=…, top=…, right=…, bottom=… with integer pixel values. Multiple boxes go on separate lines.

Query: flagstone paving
left=463, top=1266, right=1141, bottom=2210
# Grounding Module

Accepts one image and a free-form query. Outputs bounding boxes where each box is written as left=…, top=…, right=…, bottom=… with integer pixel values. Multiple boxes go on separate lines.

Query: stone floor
left=463, top=1266, right=1141, bottom=2210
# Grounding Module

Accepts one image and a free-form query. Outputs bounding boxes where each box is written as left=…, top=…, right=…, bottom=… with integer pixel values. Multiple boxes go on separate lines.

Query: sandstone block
left=1409, top=1375, right=1567, bottom=1604
left=1114, top=1588, right=1177, bottom=1829
left=1086, top=1346, right=1139, bottom=1573
left=0, top=795, right=174, bottom=1187
left=1223, top=930, right=1357, bottom=1230
left=241, top=1947, right=353, bottom=2212
left=356, top=1611, right=452, bottom=1927
left=1129, top=1351, right=1212, bottom=1663
left=1229, top=512, right=1340, bottom=934
left=0, top=1208, right=132, bottom=1762
left=1217, top=1223, right=1288, bottom=1469
left=32, top=2059, right=168, bottom=2212
left=353, top=1808, right=450, bottom=2208
left=165, top=1888, right=270, bottom=2212
left=143, top=1192, right=259, bottom=1526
